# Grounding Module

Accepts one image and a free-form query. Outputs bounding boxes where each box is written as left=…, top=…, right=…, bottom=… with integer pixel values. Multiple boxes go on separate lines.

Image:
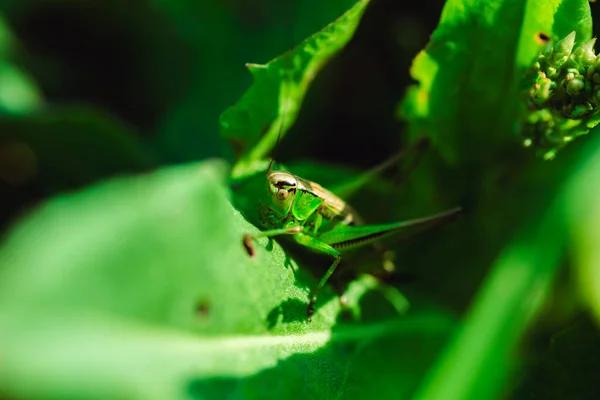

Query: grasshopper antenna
left=266, top=110, right=284, bottom=176
left=267, top=47, right=293, bottom=176
left=267, top=1, right=294, bottom=177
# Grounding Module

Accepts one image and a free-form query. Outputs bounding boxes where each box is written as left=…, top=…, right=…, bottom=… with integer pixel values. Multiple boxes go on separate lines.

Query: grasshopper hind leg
left=331, top=137, right=430, bottom=200
left=291, top=233, right=342, bottom=321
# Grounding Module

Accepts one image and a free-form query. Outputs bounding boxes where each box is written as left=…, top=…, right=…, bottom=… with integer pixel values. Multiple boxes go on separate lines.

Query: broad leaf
left=219, top=0, right=371, bottom=178
left=0, top=160, right=455, bottom=400
left=152, top=0, right=361, bottom=163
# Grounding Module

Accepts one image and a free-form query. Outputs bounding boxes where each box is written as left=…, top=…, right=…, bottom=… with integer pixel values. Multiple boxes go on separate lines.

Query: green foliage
left=152, top=0, right=363, bottom=164
left=400, top=0, right=592, bottom=164
left=395, top=1, right=600, bottom=399
left=0, top=160, right=453, bottom=399
left=220, top=0, right=370, bottom=178
left=0, top=0, right=599, bottom=399
left=0, top=12, right=41, bottom=114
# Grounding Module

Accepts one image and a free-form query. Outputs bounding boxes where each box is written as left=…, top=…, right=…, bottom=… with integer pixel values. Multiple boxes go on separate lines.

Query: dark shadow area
left=510, top=313, right=600, bottom=400
left=2, top=1, right=193, bottom=134
left=266, top=298, right=309, bottom=329
left=279, top=0, right=445, bottom=169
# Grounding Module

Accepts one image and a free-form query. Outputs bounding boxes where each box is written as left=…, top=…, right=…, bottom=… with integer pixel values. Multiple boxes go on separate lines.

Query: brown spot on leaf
left=242, top=234, right=255, bottom=257
left=196, top=299, right=211, bottom=316
left=536, top=32, right=551, bottom=44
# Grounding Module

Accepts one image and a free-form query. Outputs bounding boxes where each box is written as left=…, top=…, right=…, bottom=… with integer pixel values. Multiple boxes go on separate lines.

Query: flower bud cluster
left=521, top=31, right=600, bottom=159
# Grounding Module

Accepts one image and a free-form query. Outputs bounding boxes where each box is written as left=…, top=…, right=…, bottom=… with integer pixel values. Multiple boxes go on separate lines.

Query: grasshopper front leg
left=242, top=226, right=304, bottom=256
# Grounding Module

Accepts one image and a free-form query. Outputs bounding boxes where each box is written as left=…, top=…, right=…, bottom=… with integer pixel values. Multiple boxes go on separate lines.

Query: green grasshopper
left=243, top=143, right=461, bottom=321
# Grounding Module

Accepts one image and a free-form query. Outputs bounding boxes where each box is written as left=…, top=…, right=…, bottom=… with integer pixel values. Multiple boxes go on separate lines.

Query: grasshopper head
left=259, top=171, right=297, bottom=226
left=268, top=170, right=297, bottom=209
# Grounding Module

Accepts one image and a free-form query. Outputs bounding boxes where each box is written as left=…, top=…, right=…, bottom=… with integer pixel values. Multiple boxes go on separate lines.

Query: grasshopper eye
left=277, top=189, right=290, bottom=200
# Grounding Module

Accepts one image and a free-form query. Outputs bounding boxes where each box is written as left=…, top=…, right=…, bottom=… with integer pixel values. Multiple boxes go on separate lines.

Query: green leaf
left=566, top=127, right=600, bottom=325
left=152, top=0, right=361, bottom=163
left=0, top=13, right=42, bottom=115
left=0, top=159, right=455, bottom=399
left=413, top=199, right=566, bottom=400
left=400, top=0, right=592, bottom=164
left=407, top=112, right=600, bottom=400
left=391, top=3, right=594, bottom=397
left=219, top=0, right=371, bottom=178
left=387, top=5, right=594, bottom=387
left=515, top=0, right=592, bottom=70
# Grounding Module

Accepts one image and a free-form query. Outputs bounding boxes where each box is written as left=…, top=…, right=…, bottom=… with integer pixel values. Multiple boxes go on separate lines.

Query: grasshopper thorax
left=259, top=170, right=298, bottom=228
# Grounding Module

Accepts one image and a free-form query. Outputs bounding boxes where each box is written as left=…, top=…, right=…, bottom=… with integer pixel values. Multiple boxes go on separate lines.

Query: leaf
left=407, top=107, right=600, bottom=400
left=412, top=197, right=566, bottom=400
left=0, top=14, right=42, bottom=115
left=219, top=0, right=371, bottom=178
left=152, top=0, right=361, bottom=164
left=387, top=0, right=593, bottom=330
left=387, top=2, right=597, bottom=398
left=400, top=0, right=593, bottom=164
left=0, top=159, right=455, bottom=400
left=515, top=0, right=592, bottom=70
left=566, top=126, right=600, bottom=326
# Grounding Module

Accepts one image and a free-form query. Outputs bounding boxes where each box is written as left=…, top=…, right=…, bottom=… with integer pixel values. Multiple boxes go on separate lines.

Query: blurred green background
left=0, top=0, right=443, bottom=201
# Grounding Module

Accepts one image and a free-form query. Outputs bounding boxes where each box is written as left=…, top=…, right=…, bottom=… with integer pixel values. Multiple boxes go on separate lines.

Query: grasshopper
left=240, top=7, right=460, bottom=320
left=243, top=141, right=461, bottom=321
